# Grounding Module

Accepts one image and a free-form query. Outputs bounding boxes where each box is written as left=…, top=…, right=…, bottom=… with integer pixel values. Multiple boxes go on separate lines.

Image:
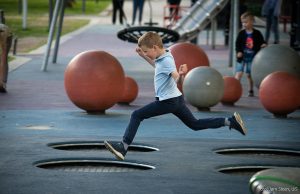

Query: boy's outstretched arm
left=172, top=64, right=188, bottom=84
left=136, top=47, right=155, bottom=67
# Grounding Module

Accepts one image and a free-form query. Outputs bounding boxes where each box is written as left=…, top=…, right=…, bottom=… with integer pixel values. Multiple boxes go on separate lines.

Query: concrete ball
left=64, top=50, right=125, bottom=113
left=183, top=67, right=224, bottom=109
left=252, top=44, right=300, bottom=88
left=259, top=71, right=300, bottom=118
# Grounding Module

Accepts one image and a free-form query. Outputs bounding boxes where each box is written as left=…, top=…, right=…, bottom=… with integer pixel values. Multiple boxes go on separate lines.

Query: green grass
left=0, top=0, right=111, bottom=15
left=0, top=0, right=111, bottom=52
left=7, top=16, right=89, bottom=38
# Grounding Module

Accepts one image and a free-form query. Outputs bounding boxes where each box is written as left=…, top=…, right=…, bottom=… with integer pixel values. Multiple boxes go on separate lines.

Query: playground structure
left=41, top=0, right=232, bottom=71
left=172, top=0, right=229, bottom=42
left=117, top=0, right=230, bottom=44
left=8, top=0, right=297, bottom=71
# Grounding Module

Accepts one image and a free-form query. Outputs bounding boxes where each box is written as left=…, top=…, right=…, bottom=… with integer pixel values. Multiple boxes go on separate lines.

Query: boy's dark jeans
left=123, top=95, right=225, bottom=145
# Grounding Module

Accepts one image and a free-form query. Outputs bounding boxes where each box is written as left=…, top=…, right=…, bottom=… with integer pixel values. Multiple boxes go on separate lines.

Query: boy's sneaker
left=104, top=140, right=127, bottom=160
left=229, top=112, right=247, bottom=135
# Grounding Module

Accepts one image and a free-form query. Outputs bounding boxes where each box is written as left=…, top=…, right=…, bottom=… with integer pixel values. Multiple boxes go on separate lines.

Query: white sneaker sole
left=234, top=112, right=247, bottom=135
left=104, top=140, right=125, bottom=160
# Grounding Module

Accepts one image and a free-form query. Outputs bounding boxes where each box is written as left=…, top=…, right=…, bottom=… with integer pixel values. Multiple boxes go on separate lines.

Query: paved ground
left=1, top=1, right=299, bottom=194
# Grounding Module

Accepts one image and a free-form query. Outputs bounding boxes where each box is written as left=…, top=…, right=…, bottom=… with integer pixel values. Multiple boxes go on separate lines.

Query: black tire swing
left=116, top=0, right=179, bottom=44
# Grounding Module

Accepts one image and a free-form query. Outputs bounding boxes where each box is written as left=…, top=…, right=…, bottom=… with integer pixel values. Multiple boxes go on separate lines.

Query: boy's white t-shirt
left=154, top=50, right=182, bottom=101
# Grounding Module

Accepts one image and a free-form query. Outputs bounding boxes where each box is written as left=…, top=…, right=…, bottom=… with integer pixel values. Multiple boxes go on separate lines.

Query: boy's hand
left=179, top=64, right=188, bottom=75
left=237, top=52, right=243, bottom=58
left=237, top=52, right=243, bottom=63
left=136, top=47, right=145, bottom=57
left=261, top=43, right=267, bottom=48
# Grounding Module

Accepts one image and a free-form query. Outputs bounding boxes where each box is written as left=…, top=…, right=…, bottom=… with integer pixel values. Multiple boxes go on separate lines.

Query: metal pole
left=22, top=0, right=27, bottom=29
left=211, top=18, right=217, bottom=50
left=52, top=0, right=65, bottom=63
left=206, top=28, right=209, bottom=45
left=229, top=0, right=239, bottom=68
left=41, top=0, right=62, bottom=71
left=49, top=0, right=54, bottom=31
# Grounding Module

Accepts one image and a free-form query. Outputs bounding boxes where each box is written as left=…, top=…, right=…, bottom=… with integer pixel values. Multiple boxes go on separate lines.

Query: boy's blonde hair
left=138, top=32, right=163, bottom=48
left=241, top=11, right=254, bottom=21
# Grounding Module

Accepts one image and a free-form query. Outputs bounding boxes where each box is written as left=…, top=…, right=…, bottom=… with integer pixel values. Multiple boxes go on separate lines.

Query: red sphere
left=221, top=76, right=242, bottom=105
left=64, top=50, right=125, bottom=113
left=169, top=42, right=210, bottom=71
left=118, top=76, right=139, bottom=104
left=259, top=71, right=300, bottom=117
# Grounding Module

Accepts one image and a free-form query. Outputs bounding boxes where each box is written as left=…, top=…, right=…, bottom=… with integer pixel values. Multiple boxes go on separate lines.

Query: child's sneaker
left=229, top=112, right=247, bottom=135
left=104, top=140, right=127, bottom=160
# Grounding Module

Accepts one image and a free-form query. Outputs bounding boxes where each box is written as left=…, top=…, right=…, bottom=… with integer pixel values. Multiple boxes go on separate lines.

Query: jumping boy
left=235, top=12, right=266, bottom=97
left=105, top=32, right=247, bottom=160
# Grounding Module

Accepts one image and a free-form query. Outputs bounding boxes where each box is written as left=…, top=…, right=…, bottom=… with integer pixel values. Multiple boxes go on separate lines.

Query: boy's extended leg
left=173, top=96, right=247, bottom=135
left=173, top=97, right=225, bottom=130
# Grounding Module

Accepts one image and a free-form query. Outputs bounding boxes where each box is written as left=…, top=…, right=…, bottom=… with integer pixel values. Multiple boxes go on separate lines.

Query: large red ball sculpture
left=169, top=42, right=210, bottom=71
left=221, top=76, right=242, bottom=105
left=64, top=50, right=125, bottom=113
left=259, top=71, right=300, bottom=118
left=118, top=76, right=139, bottom=104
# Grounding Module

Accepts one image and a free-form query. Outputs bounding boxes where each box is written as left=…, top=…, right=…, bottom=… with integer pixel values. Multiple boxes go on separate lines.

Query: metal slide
left=172, top=0, right=229, bottom=41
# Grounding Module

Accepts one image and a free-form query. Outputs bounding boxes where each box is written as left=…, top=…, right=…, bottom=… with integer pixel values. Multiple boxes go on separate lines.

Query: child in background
left=235, top=12, right=266, bottom=97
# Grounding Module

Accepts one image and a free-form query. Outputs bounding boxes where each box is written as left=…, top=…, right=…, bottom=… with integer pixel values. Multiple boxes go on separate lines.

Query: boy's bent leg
left=123, top=100, right=176, bottom=145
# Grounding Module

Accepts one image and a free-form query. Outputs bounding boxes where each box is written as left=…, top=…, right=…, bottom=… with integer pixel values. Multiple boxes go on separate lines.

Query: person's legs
left=106, top=97, right=178, bottom=160
left=246, top=74, right=254, bottom=96
left=112, top=0, right=118, bottom=24
left=172, top=96, right=247, bottom=135
left=173, top=97, right=225, bottom=130
left=138, top=0, right=145, bottom=25
left=272, top=15, right=280, bottom=43
left=235, top=62, right=244, bottom=81
left=174, top=0, right=181, bottom=18
left=132, top=0, right=138, bottom=25
left=105, top=96, right=247, bottom=160
left=118, top=0, right=124, bottom=24
left=245, top=62, right=254, bottom=96
left=123, top=98, right=178, bottom=145
left=265, top=9, right=274, bottom=43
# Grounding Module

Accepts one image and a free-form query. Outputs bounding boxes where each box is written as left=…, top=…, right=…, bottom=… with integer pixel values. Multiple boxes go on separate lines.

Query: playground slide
left=172, top=0, right=229, bottom=41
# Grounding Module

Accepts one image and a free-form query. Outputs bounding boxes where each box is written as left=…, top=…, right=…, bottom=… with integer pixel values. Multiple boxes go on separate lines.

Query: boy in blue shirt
left=105, top=32, right=247, bottom=160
